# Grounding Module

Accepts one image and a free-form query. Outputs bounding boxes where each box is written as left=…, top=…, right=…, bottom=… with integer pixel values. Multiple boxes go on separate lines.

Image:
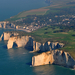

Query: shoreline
left=1, top=28, right=31, bottom=33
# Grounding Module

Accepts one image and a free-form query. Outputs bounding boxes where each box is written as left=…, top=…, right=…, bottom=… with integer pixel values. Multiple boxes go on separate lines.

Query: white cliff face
left=33, top=41, right=64, bottom=52
left=32, top=50, right=75, bottom=69
left=0, top=32, right=19, bottom=41
left=7, top=36, right=25, bottom=49
left=7, top=34, right=64, bottom=50
left=5, top=32, right=75, bottom=69
left=7, top=36, right=33, bottom=49
left=3, top=32, right=11, bottom=40
left=7, top=37, right=16, bottom=49
left=36, top=42, right=41, bottom=51
left=4, top=32, right=64, bottom=50
left=16, top=36, right=26, bottom=47
left=0, top=21, right=9, bottom=28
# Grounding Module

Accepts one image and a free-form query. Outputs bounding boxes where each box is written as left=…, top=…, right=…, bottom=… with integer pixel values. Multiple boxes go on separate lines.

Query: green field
left=5, top=0, right=75, bottom=21
left=6, top=4, right=75, bottom=22
left=29, top=26, right=75, bottom=59
left=10, top=25, right=75, bottom=59
left=6, top=8, right=49, bottom=21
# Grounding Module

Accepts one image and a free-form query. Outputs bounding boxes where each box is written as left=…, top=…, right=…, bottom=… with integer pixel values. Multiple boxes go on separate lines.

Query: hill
left=6, top=0, right=75, bottom=21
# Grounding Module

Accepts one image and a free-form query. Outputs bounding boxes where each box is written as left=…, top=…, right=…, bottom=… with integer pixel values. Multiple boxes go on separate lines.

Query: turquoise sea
left=0, top=0, right=75, bottom=75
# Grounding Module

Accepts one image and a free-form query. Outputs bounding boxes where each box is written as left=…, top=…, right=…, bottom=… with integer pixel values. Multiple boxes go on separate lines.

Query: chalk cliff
left=0, top=32, right=64, bottom=53
left=0, top=32, right=19, bottom=41
left=0, top=21, right=9, bottom=28
left=32, top=50, right=75, bottom=69
left=7, top=35, right=33, bottom=49
left=7, top=35, right=64, bottom=50
left=33, top=41, right=64, bottom=52
left=1, top=32, right=74, bottom=69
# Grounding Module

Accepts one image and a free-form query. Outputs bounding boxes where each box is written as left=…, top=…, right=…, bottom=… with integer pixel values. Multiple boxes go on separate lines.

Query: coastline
left=0, top=0, right=75, bottom=75
left=3, top=28, right=31, bottom=33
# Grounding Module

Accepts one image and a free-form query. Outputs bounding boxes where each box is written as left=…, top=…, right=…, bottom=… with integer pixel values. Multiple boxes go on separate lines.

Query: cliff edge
left=32, top=50, right=75, bottom=69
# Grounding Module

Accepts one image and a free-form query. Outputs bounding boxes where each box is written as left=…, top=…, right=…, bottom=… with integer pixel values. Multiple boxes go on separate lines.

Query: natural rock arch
left=7, top=36, right=34, bottom=49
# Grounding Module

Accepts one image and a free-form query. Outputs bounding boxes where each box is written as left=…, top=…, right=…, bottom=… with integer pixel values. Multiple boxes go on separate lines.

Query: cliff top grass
left=8, top=25, right=75, bottom=59
left=29, top=25, right=75, bottom=59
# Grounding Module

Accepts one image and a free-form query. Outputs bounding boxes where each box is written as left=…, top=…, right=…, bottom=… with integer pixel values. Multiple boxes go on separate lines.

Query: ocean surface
left=0, top=0, right=75, bottom=75
left=0, top=30, right=75, bottom=75
left=0, top=0, right=48, bottom=21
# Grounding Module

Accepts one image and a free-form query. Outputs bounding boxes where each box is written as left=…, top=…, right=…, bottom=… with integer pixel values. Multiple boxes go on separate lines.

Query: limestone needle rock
left=36, top=42, right=41, bottom=51
left=7, top=37, right=15, bottom=49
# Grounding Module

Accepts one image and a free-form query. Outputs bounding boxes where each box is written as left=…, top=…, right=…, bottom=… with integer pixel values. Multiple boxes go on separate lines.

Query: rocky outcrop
left=32, top=50, right=75, bottom=69
left=3, top=32, right=11, bottom=40
left=0, top=21, right=9, bottom=28
left=33, top=41, right=64, bottom=52
left=1, top=32, right=74, bottom=69
left=0, top=32, right=19, bottom=41
left=7, top=34, right=64, bottom=50
left=0, top=32, right=63, bottom=50
left=7, top=36, right=33, bottom=49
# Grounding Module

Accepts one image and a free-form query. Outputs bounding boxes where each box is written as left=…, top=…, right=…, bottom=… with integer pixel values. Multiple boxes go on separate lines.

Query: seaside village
left=0, top=21, right=30, bottom=32
left=0, top=14, right=75, bottom=33
left=0, top=21, right=27, bottom=32
left=0, top=14, right=75, bottom=32
left=0, top=21, right=41, bottom=32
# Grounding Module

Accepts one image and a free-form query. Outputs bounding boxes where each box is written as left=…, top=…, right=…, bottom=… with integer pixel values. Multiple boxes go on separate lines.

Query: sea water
left=0, top=0, right=48, bottom=21
left=0, top=29, right=75, bottom=75
left=0, top=0, right=75, bottom=75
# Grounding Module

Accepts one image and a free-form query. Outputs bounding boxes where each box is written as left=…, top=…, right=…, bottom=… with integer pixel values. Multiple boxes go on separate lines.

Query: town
left=0, top=14, right=75, bottom=32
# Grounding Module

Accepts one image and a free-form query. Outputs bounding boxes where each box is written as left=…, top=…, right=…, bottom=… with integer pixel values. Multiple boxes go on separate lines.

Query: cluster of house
left=54, top=15, right=75, bottom=25
left=0, top=21, right=46, bottom=32
left=0, top=14, right=75, bottom=32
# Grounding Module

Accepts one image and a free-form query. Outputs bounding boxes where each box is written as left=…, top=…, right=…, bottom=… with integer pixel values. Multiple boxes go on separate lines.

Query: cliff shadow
left=24, top=37, right=33, bottom=51
left=2, top=45, right=7, bottom=49
left=2, top=37, right=4, bottom=40
left=56, top=43, right=61, bottom=48
left=26, top=62, right=32, bottom=65
left=13, top=42, right=18, bottom=48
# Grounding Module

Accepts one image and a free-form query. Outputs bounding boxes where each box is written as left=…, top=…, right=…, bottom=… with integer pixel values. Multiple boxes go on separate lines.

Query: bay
left=0, top=0, right=48, bottom=21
